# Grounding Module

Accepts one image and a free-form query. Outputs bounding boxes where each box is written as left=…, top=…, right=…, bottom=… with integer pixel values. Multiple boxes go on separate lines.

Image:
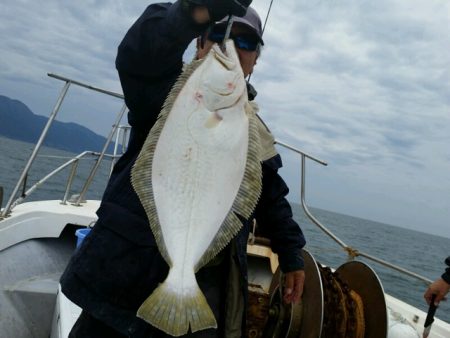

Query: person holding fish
left=61, top=1, right=306, bottom=337
left=424, top=256, right=450, bottom=306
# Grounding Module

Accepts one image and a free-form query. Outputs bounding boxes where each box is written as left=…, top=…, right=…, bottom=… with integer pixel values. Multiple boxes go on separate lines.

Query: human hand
left=185, top=0, right=252, bottom=22
left=283, top=270, right=305, bottom=304
left=424, top=278, right=450, bottom=306
left=191, top=5, right=211, bottom=24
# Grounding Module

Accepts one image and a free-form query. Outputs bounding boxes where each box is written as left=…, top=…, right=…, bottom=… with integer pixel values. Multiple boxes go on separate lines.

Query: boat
left=1, top=73, right=449, bottom=338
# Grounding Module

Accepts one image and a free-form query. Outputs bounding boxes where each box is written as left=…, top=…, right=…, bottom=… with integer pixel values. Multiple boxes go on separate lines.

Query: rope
left=344, top=246, right=360, bottom=259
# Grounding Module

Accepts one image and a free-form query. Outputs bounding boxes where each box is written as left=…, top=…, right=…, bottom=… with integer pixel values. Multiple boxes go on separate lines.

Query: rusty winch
left=246, top=240, right=387, bottom=338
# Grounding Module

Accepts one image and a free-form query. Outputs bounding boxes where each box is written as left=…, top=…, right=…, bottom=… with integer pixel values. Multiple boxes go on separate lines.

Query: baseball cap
left=216, top=7, right=264, bottom=45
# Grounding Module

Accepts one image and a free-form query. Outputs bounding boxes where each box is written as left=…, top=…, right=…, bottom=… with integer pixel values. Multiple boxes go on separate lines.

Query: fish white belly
left=152, top=90, right=249, bottom=271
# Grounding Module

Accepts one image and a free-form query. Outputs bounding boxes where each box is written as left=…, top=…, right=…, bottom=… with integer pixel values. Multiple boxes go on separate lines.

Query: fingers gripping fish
left=131, top=40, right=262, bottom=336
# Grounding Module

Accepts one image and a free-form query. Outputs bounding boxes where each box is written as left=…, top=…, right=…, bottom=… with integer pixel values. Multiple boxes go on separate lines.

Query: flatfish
left=131, top=40, right=262, bottom=336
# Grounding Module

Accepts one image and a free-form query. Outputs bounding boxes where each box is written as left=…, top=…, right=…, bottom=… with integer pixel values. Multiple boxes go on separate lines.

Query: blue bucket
left=75, top=228, right=92, bottom=248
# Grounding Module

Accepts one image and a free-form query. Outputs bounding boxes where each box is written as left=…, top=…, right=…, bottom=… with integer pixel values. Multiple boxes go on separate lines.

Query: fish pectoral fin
left=204, top=111, right=223, bottom=129
left=137, top=280, right=217, bottom=336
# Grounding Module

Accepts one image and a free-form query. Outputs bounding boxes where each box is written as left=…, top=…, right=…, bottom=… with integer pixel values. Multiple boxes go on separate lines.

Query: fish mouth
left=205, top=40, right=244, bottom=98
left=211, top=40, right=238, bottom=71
left=199, top=39, right=245, bottom=110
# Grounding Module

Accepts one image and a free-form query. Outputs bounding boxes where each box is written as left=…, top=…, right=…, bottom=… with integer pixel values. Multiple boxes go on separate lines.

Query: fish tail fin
left=137, top=280, right=217, bottom=336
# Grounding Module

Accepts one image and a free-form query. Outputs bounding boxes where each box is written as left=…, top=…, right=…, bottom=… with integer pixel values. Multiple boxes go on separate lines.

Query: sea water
left=0, top=135, right=449, bottom=321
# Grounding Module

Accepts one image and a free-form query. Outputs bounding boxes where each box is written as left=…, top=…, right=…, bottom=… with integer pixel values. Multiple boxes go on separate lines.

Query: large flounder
left=131, top=40, right=262, bottom=336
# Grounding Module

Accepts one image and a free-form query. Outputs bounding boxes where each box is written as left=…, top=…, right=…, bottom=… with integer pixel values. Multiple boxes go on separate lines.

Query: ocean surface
left=0, top=135, right=449, bottom=322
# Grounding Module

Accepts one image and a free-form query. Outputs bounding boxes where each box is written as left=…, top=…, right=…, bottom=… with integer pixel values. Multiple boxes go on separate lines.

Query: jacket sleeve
left=254, top=155, right=306, bottom=273
left=442, top=256, right=450, bottom=284
left=115, top=1, right=208, bottom=127
left=116, top=1, right=205, bottom=78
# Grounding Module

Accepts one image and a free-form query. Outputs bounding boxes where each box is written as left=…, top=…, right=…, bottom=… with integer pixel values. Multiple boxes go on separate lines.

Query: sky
left=0, top=0, right=449, bottom=238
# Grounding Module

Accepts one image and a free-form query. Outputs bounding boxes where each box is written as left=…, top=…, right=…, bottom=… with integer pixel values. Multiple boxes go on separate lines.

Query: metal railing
left=0, top=73, right=128, bottom=218
left=275, top=140, right=433, bottom=285
left=0, top=72, right=432, bottom=286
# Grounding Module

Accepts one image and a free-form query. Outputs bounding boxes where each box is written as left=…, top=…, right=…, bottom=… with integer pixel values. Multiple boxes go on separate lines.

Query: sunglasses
left=207, top=28, right=259, bottom=52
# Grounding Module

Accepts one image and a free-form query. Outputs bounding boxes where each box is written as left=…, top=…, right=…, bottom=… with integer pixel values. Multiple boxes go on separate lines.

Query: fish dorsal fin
left=131, top=58, right=205, bottom=266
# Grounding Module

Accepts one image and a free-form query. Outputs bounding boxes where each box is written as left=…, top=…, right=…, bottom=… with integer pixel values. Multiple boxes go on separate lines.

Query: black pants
left=70, top=310, right=224, bottom=338
left=69, top=260, right=228, bottom=338
left=69, top=311, right=130, bottom=338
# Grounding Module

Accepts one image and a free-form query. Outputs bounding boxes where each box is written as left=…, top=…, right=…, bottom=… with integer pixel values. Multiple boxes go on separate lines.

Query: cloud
left=0, top=0, right=449, bottom=237
left=252, top=0, right=450, bottom=237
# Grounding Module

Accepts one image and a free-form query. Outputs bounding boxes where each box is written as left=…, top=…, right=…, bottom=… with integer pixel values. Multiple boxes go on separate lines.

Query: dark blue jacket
left=60, top=1, right=305, bottom=336
left=442, top=256, right=450, bottom=284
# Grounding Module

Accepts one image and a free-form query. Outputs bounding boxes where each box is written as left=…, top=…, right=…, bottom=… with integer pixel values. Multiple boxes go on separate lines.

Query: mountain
left=0, top=95, right=114, bottom=153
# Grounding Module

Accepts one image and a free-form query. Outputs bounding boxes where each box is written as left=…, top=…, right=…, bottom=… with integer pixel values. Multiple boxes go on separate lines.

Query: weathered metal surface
left=264, top=249, right=323, bottom=338
left=247, top=284, right=271, bottom=338
left=335, top=260, right=388, bottom=338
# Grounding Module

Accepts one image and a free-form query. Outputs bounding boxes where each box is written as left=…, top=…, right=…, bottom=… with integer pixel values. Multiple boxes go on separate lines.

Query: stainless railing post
left=110, top=125, right=121, bottom=177
left=299, top=154, right=347, bottom=248
left=122, top=126, right=129, bottom=153
left=0, top=81, right=71, bottom=218
left=61, top=159, right=80, bottom=205
left=74, top=103, right=128, bottom=205
left=21, top=174, right=28, bottom=198
left=10, top=153, right=89, bottom=209
left=276, top=140, right=433, bottom=284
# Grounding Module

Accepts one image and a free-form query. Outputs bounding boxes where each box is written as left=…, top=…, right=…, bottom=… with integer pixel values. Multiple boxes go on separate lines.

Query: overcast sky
left=0, top=0, right=449, bottom=238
